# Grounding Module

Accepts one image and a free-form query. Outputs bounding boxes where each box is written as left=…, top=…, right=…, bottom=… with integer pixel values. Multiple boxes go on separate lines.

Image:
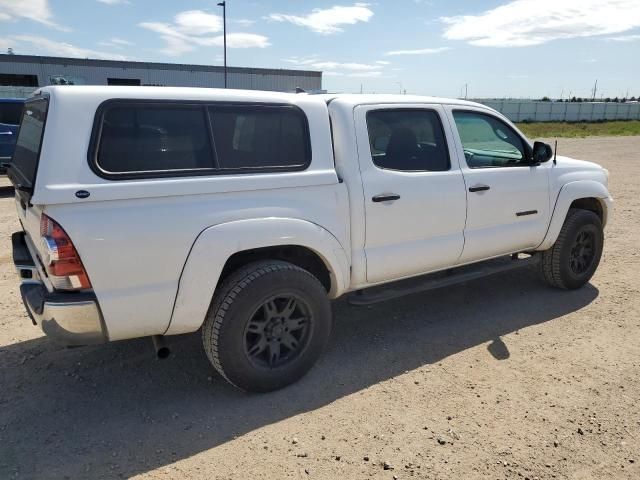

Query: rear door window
left=95, top=104, right=215, bottom=176
left=8, top=98, right=48, bottom=191
left=208, top=105, right=310, bottom=170
left=366, top=109, right=450, bottom=172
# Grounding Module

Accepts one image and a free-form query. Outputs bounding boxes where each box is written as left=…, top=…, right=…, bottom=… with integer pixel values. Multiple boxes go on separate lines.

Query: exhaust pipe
left=151, top=335, right=170, bottom=359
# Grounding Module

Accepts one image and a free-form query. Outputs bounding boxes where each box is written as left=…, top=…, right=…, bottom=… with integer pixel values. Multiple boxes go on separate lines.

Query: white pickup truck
left=9, top=86, right=611, bottom=392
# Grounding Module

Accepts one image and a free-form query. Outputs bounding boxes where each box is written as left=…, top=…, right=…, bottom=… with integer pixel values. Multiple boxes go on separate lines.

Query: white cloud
left=140, top=10, right=269, bottom=55
left=151, top=34, right=192, bottom=56
left=97, top=0, right=130, bottom=4
left=375, top=60, right=391, bottom=65
left=385, top=47, right=450, bottom=56
left=284, top=56, right=385, bottom=77
left=216, top=33, right=269, bottom=48
left=347, top=71, right=382, bottom=78
left=313, top=61, right=380, bottom=71
left=0, top=0, right=68, bottom=30
left=441, top=0, right=640, bottom=47
left=11, top=35, right=128, bottom=60
left=267, top=3, right=373, bottom=35
left=110, top=38, right=132, bottom=46
left=235, top=19, right=255, bottom=27
left=325, top=70, right=383, bottom=78
left=606, top=33, right=640, bottom=41
left=99, top=37, right=134, bottom=48
left=0, top=36, right=11, bottom=50
left=173, top=10, right=222, bottom=35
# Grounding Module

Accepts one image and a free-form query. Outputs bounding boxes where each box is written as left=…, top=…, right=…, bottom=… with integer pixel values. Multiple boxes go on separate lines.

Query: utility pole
left=592, top=79, right=597, bottom=101
left=217, top=1, right=227, bottom=88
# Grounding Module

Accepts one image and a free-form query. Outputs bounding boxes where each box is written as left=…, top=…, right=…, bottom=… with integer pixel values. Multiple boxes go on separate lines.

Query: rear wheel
left=540, top=208, right=603, bottom=289
left=202, top=260, right=332, bottom=392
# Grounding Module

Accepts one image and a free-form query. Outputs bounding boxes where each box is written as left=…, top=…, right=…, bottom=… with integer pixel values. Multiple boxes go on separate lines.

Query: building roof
left=0, top=54, right=321, bottom=78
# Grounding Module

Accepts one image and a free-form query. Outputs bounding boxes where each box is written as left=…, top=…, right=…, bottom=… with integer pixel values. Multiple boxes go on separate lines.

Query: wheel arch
left=537, top=180, right=612, bottom=251
left=165, top=217, right=350, bottom=336
left=219, top=245, right=333, bottom=293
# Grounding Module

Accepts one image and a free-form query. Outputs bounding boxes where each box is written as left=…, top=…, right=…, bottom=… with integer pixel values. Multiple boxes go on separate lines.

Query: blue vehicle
left=0, top=98, right=25, bottom=174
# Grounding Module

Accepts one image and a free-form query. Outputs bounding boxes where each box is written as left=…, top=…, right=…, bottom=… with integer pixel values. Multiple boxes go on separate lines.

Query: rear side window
left=92, top=102, right=311, bottom=178
left=366, top=109, right=450, bottom=172
left=9, top=98, right=48, bottom=190
left=96, top=105, right=214, bottom=174
left=209, top=105, right=310, bottom=170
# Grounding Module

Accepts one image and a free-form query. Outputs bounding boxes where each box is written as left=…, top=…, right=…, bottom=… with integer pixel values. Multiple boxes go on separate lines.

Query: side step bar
left=348, top=253, right=540, bottom=306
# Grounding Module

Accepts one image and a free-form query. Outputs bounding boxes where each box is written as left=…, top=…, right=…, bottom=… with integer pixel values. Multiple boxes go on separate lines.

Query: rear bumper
left=12, top=231, right=106, bottom=346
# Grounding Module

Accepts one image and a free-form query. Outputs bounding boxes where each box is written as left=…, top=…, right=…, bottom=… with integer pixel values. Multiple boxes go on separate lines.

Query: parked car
left=0, top=98, right=24, bottom=174
left=10, top=86, right=612, bottom=392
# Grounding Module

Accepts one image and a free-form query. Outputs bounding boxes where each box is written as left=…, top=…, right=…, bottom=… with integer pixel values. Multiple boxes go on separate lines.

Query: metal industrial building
left=0, top=54, right=322, bottom=97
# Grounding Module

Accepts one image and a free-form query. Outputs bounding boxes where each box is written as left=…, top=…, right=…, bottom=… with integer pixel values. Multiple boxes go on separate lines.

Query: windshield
left=8, top=97, right=48, bottom=192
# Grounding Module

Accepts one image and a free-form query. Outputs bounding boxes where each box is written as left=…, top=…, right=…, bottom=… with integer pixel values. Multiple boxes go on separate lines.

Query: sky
left=0, top=0, right=639, bottom=99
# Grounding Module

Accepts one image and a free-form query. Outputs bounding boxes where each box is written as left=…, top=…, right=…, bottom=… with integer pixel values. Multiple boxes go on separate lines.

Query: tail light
left=40, top=214, right=92, bottom=291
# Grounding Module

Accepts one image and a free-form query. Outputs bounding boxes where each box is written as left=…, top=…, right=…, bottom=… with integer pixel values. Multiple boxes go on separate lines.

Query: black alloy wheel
left=244, top=295, right=313, bottom=369
left=569, top=229, right=596, bottom=275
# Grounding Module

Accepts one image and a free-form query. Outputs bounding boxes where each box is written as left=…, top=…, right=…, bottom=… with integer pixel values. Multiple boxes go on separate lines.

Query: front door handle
left=469, top=185, right=490, bottom=192
left=372, top=193, right=400, bottom=202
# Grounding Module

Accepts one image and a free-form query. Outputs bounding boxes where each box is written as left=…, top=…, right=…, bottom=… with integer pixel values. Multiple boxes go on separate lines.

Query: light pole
left=217, top=1, right=227, bottom=88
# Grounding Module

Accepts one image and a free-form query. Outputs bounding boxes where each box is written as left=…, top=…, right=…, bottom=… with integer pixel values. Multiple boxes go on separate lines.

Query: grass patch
left=516, top=120, right=640, bottom=138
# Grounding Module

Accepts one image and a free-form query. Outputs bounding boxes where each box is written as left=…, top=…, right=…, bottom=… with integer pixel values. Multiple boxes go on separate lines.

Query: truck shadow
left=0, top=269, right=598, bottom=479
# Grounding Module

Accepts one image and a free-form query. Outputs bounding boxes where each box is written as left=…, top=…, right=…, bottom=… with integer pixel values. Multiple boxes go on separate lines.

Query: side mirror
left=532, top=141, right=553, bottom=164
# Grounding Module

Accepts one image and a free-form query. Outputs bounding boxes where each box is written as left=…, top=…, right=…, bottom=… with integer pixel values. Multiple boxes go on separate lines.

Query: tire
left=202, top=260, right=332, bottom=393
left=540, top=208, right=603, bottom=290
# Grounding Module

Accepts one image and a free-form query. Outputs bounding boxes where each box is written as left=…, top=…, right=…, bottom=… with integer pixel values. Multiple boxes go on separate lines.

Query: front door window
left=453, top=111, right=528, bottom=168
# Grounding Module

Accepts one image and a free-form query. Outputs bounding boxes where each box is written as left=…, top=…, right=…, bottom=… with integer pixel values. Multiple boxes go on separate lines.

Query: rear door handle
left=469, top=185, right=490, bottom=192
left=372, top=193, right=400, bottom=202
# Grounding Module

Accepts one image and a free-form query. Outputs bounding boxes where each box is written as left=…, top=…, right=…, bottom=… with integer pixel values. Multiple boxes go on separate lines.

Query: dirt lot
left=0, top=137, right=639, bottom=480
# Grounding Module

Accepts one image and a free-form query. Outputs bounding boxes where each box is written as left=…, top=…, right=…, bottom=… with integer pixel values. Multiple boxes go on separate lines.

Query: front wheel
left=202, top=260, right=332, bottom=392
left=540, top=208, right=604, bottom=289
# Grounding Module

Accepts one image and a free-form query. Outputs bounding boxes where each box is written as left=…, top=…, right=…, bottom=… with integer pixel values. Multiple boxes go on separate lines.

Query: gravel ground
left=0, top=137, right=638, bottom=480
